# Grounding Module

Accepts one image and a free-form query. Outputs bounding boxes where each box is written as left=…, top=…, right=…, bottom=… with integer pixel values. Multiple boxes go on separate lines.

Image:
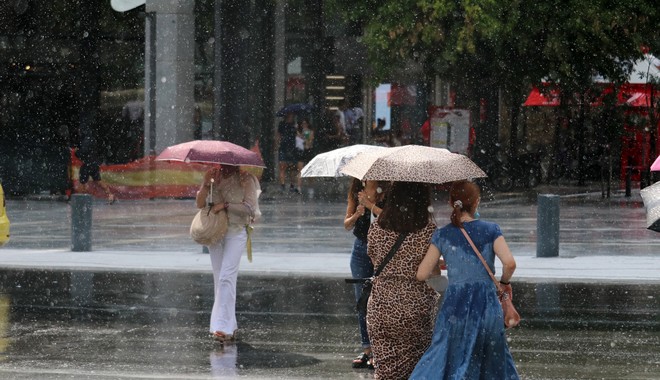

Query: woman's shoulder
left=423, top=221, right=437, bottom=234
left=473, top=219, right=500, bottom=229
left=436, top=222, right=454, bottom=234
left=239, top=171, right=259, bottom=186
left=472, top=219, right=503, bottom=236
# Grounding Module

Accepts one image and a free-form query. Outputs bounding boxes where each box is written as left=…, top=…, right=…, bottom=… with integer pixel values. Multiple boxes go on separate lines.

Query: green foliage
left=328, top=0, right=658, bottom=101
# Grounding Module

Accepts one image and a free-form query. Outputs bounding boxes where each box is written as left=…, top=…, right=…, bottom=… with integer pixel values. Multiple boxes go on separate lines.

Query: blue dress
left=410, top=220, right=519, bottom=380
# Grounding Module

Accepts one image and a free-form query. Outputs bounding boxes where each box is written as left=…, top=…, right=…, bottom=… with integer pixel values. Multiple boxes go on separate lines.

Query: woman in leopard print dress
left=366, top=181, right=439, bottom=380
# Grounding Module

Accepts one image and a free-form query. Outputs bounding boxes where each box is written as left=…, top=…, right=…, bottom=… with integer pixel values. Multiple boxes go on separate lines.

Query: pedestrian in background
left=344, top=178, right=387, bottom=370
left=75, top=144, right=116, bottom=204
left=196, top=165, right=261, bottom=343
left=366, top=181, right=439, bottom=379
left=294, top=118, right=315, bottom=194
left=276, top=112, right=299, bottom=193
left=411, top=180, right=519, bottom=379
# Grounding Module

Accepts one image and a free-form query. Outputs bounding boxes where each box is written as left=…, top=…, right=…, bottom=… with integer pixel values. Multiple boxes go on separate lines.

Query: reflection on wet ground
left=0, top=270, right=658, bottom=379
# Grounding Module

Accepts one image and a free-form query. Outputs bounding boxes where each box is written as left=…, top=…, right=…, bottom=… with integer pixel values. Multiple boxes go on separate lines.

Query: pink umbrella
left=651, top=155, right=660, bottom=172
left=156, top=140, right=265, bottom=167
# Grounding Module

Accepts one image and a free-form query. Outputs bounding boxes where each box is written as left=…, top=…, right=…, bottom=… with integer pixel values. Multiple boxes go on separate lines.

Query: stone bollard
left=537, top=194, right=559, bottom=258
left=71, top=194, right=93, bottom=252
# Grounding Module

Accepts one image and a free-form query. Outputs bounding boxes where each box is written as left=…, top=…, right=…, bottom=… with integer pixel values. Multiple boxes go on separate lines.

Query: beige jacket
left=209, top=172, right=261, bottom=231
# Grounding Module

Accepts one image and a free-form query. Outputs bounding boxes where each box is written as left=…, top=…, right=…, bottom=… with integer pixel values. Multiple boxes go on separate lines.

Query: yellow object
left=245, top=224, right=254, bottom=262
left=0, top=295, right=9, bottom=353
left=0, top=184, right=9, bottom=247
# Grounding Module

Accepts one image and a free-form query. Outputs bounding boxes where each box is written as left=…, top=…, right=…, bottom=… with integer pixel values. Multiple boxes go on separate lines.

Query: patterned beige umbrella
left=340, top=145, right=487, bottom=184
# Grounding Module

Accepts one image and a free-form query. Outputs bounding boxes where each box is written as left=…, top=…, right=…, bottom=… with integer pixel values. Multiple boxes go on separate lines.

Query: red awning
left=525, top=83, right=658, bottom=108
left=625, top=92, right=652, bottom=107
left=524, top=86, right=560, bottom=106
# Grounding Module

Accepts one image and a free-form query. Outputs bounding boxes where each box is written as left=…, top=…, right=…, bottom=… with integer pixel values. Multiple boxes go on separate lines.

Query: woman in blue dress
left=411, top=180, right=519, bottom=379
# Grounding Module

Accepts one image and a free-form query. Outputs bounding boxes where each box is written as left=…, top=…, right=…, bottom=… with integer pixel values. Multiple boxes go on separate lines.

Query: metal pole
left=71, top=194, right=92, bottom=252
left=537, top=194, right=559, bottom=258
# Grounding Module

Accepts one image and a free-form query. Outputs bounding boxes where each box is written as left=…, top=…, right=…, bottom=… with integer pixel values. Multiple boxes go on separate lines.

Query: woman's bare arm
left=493, top=235, right=516, bottom=283
left=417, top=244, right=441, bottom=281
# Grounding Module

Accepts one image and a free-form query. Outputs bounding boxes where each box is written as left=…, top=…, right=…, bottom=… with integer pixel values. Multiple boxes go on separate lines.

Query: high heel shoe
left=211, top=331, right=235, bottom=343
left=352, top=352, right=374, bottom=370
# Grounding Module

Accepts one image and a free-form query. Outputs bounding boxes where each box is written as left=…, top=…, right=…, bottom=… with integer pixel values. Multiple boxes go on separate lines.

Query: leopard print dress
left=366, top=221, right=439, bottom=380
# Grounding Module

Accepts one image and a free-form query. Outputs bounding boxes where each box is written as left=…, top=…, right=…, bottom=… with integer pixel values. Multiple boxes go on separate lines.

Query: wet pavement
left=0, top=271, right=658, bottom=379
left=0, top=181, right=659, bottom=379
left=3, top=181, right=660, bottom=257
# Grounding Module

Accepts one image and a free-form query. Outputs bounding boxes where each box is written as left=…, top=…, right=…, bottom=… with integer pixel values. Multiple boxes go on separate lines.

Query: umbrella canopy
left=340, top=145, right=486, bottom=184
left=156, top=140, right=265, bottom=167
left=640, top=181, right=660, bottom=232
left=301, top=144, right=388, bottom=178
left=276, top=103, right=313, bottom=117
left=651, top=155, right=660, bottom=172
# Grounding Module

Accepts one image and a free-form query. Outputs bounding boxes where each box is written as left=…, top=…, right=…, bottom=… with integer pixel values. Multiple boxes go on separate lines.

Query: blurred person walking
left=75, top=140, right=116, bottom=204
left=366, top=181, right=439, bottom=379
left=276, top=112, right=299, bottom=193
left=411, top=180, right=519, bottom=379
left=294, top=118, right=315, bottom=194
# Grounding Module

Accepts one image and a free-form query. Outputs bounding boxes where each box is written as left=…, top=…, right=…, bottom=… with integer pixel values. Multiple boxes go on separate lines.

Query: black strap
left=373, top=232, right=407, bottom=277
left=345, top=232, right=407, bottom=283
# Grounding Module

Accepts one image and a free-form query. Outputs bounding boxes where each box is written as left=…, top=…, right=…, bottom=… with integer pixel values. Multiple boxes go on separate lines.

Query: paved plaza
left=0, top=181, right=658, bottom=379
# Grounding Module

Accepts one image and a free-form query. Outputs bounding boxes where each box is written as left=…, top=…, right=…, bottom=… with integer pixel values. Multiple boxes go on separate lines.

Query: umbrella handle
left=208, top=179, right=214, bottom=205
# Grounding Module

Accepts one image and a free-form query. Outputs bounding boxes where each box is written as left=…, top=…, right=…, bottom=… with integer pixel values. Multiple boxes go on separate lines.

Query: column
left=145, top=0, right=195, bottom=154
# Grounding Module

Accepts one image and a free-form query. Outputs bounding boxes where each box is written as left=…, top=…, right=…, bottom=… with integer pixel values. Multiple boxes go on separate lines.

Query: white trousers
left=208, top=228, right=247, bottom=334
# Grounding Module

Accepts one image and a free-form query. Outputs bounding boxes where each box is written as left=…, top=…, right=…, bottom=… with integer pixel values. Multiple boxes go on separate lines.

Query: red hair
left=449, top=180, right=481, bottom=228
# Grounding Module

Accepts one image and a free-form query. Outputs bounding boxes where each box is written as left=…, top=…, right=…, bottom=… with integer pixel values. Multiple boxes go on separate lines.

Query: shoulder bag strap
left=373, top=232, right=408, bottom=277
left=460, top=227, right=502, bottom=293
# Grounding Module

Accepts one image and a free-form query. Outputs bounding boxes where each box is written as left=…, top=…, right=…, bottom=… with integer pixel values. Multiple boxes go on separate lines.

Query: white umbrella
left=640, top=181, right=660, bottom=232
left=300, top=144, right=388, bottom=178
left=340, top=145, right=487, bottom=184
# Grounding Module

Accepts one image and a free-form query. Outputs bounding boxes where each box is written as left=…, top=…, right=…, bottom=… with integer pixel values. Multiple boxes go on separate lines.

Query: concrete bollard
left=537, top=194, right=559, bottom=258
left=71, top=194, right=93, bottom=252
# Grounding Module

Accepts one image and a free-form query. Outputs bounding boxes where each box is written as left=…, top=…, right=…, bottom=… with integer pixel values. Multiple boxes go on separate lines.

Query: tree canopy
left=329, top=0, right=659, bottom=103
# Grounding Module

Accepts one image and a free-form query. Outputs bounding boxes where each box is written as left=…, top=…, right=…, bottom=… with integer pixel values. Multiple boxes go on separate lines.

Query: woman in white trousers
left=196, top=165, right=261, bottom=343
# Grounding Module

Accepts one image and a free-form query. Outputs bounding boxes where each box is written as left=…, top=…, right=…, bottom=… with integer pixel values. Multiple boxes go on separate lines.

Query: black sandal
left=352, top=353, right=374, bottom=369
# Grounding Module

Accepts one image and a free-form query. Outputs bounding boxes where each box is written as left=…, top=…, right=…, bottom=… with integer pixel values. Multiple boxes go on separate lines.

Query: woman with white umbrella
left=344, top=178, right=388, bottom=369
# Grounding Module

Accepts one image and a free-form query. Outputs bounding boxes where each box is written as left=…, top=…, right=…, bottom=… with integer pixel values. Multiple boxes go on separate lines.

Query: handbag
left=347, top=233, right=407, bottom=315
left=190, top=180, right=228, bottom=246
left=190, top=207, right=228, bottom=246
left=460, top=228, right=521, bottom=329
